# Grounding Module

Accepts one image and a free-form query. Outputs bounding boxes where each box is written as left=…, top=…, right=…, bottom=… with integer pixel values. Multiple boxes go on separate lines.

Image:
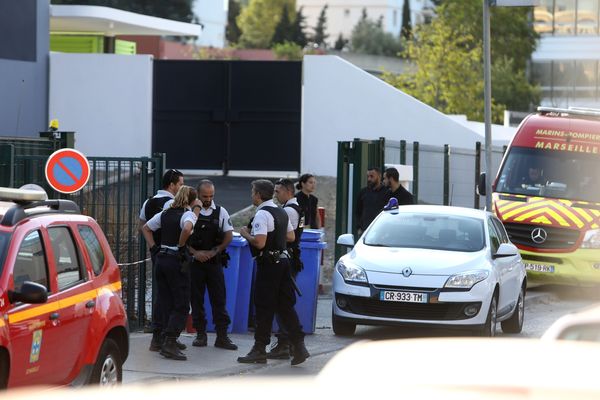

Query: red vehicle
left=0, top=187, right=128, bottom=388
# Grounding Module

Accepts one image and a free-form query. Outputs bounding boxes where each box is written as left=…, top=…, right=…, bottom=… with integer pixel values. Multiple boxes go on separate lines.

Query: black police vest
left=262, top=206, right=288, bottom=252
left=189, top=206, right=222, bottom=251
left=160, top=207, right=185, bottom=247
left=144, top=196, right=171, bottom=244
left=283, top=203, right=304, bottom=249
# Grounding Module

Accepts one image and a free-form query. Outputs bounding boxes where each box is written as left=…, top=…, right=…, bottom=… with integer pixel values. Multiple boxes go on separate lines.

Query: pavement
left=123, top=288, right=555, bottom=384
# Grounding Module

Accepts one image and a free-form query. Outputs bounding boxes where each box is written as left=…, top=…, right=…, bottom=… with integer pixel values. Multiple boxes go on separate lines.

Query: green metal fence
left=9, top=153, right=165, bottom=330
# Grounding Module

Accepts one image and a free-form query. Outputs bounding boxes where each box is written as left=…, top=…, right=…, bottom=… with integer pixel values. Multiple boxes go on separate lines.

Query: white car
left=333, top=204, right=526, bottom=336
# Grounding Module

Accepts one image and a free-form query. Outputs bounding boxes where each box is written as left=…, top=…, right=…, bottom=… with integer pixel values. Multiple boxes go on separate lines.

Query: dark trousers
left=274, top=269, right=299, bottom=342
left=190, top=260, right=231, bottom=334
left=254, top=258, right=304, bottom=347
left=155, top=253, right=190, bottom=336
left=150, top=253, right=164, bottom=331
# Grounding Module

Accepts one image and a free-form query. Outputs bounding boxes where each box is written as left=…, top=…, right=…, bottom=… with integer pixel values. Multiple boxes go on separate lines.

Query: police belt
left=257, top=249, right=289, bottom=260
left=158, top=248, right=179, bottom=257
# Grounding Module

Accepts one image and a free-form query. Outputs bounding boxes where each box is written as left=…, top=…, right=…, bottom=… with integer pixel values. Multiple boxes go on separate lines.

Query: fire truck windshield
left=496, top=147, right=600, bottom=202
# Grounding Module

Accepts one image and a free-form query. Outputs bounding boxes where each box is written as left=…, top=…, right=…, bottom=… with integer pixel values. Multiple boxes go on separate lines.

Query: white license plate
left=380, top=290, right=428, bottom=303
left=524, top=263, right=555, bottom=273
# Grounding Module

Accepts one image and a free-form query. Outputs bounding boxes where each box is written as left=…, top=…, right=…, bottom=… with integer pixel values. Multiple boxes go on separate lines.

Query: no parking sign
left=45, top=149, right=90, bottom=194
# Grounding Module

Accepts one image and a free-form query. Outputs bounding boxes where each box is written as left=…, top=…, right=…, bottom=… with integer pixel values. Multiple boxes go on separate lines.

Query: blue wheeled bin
left=192, top=233, right=253, bottom=333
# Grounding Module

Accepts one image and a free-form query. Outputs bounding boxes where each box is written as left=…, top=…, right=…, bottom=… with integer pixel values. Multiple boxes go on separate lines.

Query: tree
left=401, top=0, right=412, bottom=40
left=226, top=0, right=243, bottom=45
left=382, top=0, right=539, bottom=121
left=292, top=7, right=309, bottom=47
left=51, top=0, right=194, bottom=22
left=273, top=41, right=303, bottom=60
left=334, top=33, right=348, bottom=51
left=272, top=3, right=294, bottom=45
left=350, top=12, right=402, bottom=56
left=313, top=5, right=329, bottom=47
left=237, top=0, right=295, bottom=48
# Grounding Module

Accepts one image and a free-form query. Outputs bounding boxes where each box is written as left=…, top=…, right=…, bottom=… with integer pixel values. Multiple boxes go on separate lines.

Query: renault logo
left=531, top=227, right=548, bottom=244
left=402, top=267, right=412, bottom=277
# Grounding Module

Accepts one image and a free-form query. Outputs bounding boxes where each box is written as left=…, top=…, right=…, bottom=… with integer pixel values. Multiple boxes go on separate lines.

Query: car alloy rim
left=100, top=355, right=118, bottom=386
left=490, top=298, right=497, bottom=337
left=518, top=291, right=524, bottom=326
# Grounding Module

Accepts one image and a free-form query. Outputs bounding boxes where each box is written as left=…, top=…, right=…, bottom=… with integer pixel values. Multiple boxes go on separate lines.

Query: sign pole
left=483, top=0, right=493, bottom=211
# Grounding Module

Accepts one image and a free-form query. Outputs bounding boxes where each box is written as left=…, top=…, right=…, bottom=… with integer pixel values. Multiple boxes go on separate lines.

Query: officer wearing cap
left=142, top=186, right=197, bottom=361
left=238, top=179, right=310, bottom=366
left=138, top=169, right=184, bottom=352
left=187, top=179, right=237, bottom=351
left=267, top=178, right=305, bottom=360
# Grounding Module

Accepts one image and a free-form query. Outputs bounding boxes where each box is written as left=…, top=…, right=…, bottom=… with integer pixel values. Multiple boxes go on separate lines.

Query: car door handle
left=49, top=312, right=59, bottom=320
left=85, top=300, right=96, bottom=309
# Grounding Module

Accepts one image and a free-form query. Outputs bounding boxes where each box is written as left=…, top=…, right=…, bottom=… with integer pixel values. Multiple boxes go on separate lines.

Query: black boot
left=290, top=341, right=309, bottom=366
left=215, top=334, right=238, bottom=350
left=266, top=340, right=290, bottom=360
left=149, top=330, right=162, bottom=352
left=237, top=344, right=267, bottom=364
left=192, top=332, right=208, bottom=347
left=160, top=336, right=187, bottom=361
left=175, top=338, right=187, bottom=350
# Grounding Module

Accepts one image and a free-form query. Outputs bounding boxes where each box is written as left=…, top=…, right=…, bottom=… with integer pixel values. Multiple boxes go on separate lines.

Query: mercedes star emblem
left=402, top=267, right=412, bottom=277
left=531, top=227, right=548, bottom=244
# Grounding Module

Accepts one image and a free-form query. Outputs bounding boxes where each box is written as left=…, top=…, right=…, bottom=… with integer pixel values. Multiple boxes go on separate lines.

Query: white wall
left=193, top=0, right=227, bottom=48
left=302, top=55, right=487, bottom=177
left=49, top=53, right=153, bottom=158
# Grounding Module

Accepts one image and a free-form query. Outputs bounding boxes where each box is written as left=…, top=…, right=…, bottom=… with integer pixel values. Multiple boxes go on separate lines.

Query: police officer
left=142, top=186, right=197, bottom=361
left=267, top=178, right=305, bottom=360
left=138, top=169, right=184, bottom=352
left=187, top=179, right=237, bottom=350
left=238, top=179, right=309, bottom=366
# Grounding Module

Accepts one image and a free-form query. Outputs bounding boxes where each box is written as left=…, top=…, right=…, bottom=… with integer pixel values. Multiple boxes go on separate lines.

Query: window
left=488, top=219, right=501, bottom=253
left=344, top=9, right=350, bottom=17
left=48, top=227, right=84, bottom=290
left=13, top=231, right=49, bottom=291
left=393, top=10, right=398, bottom=26
left=492, top=218, right=509, bottom=244
left=577, top=0, right=599, bottom=34
left=554, top=0, right=576, bottom=35
left=78, top=225, right=105, bottom=276
left=534, top=0, right=555, bottom=34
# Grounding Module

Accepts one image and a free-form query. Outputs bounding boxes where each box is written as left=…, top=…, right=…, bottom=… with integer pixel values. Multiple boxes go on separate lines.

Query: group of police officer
left=139, top=170, right=309, bottom=366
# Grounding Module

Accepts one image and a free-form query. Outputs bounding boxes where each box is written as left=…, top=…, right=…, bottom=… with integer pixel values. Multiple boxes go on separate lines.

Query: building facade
left=532, top=0, right=600, bottom=108
left=193, top=0, right=227, bottom=48
left=296, top=0, right=434, bottom=46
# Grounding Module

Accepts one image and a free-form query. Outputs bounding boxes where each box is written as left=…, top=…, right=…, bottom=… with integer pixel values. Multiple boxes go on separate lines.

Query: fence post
left=443, top=144, right=450, bottom=205
left=413, top=141, right=419, bottom=203
left=475, top=141, right=481, bottom=209
left=400, top=140, right=406, bottom=165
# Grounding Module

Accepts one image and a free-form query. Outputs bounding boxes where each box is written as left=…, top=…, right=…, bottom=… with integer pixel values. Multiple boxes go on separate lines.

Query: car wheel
left=332, top=310, right=356, bottom=336
left=477, top=295, right=498, bottom=337
left=87, top=338, right=122, bottom=386
left=501, top=286, right=525, bottom=334
left=0, top=351, right=8, bottom=389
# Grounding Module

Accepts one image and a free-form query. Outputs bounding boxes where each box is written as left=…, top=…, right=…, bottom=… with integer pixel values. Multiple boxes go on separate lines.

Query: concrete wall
left=0, top=0, right=49, bottom=137
left=302, top=55, right=487, bottom=177
left=49, top=53, right=153, bottom=158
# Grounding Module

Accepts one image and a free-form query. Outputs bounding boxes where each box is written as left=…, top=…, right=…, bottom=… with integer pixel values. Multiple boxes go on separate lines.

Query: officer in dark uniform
left=142, top=186, right=197, bottom=361
left=238, top=179, right=309, bottom=366
left=267, top=178, right=305, bottom=360
left=187, top=179, right=237, bottom=350
left=138, top=169, right=184, bottom=351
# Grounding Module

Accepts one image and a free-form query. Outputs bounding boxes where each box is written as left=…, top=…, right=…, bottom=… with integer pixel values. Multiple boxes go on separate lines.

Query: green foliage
left=51, top=0, right=194, bottom=22
left=382, top=0, right=539, bottom=122
left=401, top=0, right=412, bottom=40
left=350, top=10, right=402, bottom=57
left=292, top=7, right=308, bottom=47
left=237, top=0, right=295, bottom=48
left=272, top=3, right=294, bottom=45
left=334, top=33, right=348, bottom=51
left=226, top=0, right=243, bottom=45
left=273, top=41, right=303, bottom=60
left=313, top=5, right=329, bottom=47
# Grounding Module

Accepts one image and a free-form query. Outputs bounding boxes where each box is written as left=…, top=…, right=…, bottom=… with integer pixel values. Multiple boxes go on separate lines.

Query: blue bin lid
left=300, top=241, right=327, bottom=249
left=230, top=232, right=248, bottom=247
left=301, top=229, right=324, bottom=242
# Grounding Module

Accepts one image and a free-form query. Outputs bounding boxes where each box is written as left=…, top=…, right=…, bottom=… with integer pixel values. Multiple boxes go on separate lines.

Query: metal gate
left=10, top=153, right=165, bottom=330
left=153, top=60, right=302, bottom=174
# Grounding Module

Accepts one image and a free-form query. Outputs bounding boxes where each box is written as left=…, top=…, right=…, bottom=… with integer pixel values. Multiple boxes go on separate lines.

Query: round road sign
left=45, top=149, right=90, bottom=194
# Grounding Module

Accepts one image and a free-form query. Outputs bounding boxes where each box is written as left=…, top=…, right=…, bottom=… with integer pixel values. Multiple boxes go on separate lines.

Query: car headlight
left=336, top=259, right=368, bottom=283
left=444, top=270, right=489, bottom=289
left=581, top=229, right=600, bottom=249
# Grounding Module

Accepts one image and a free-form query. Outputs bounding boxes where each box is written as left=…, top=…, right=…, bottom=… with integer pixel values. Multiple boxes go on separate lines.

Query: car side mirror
left=477, top=172, right=487, bottom=196
left=493, top=243, right=519, bottom=259
left=337, top=233, right=355, bottom=247
left=8, top=281, right=48, bottom=304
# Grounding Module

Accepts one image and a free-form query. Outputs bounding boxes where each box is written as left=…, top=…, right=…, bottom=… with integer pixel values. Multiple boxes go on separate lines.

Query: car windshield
left=363, top=213, right=485, bottom=252
left=0, top=231, right=11, bottom=275
left=495, top=147, right=600, bottom=202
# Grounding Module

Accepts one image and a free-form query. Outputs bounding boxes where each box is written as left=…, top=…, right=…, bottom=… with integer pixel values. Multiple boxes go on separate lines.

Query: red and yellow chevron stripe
left=494, top=195, right=600, bottom=230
